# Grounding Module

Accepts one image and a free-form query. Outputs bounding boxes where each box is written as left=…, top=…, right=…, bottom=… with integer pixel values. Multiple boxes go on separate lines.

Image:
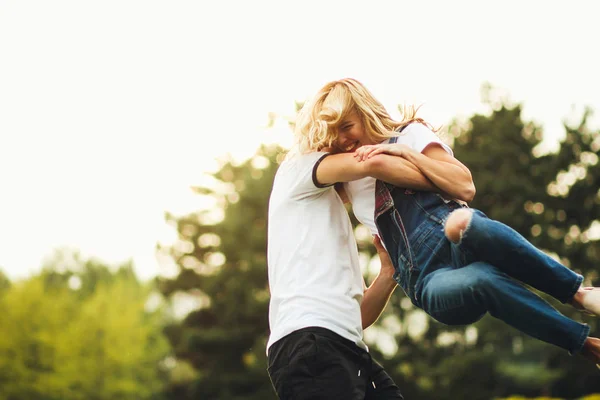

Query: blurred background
left=1, top=0, right=600, bottom=399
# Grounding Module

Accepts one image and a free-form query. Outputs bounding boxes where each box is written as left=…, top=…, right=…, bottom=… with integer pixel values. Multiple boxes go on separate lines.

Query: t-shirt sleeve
left=406, top=123, right=453, bottom=156
left=282, top=152, right=333, bottom=200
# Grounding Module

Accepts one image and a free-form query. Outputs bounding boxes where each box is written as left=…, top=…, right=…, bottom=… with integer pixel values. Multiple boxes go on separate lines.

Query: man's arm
left=315, top=152, right=440, bottom=193
left=361, top=235, right=397, bottom=329
left=354, top=142, right=476, bottom=202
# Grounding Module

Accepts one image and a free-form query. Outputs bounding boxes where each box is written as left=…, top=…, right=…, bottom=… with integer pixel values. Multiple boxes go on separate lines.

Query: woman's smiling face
left=333, top=111, right=375, bottom=153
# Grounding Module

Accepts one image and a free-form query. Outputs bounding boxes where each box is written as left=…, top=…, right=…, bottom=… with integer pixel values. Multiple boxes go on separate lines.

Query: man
left=266, top=142, right=437, bottom=399
left=265, top=78, right=451, bottom=399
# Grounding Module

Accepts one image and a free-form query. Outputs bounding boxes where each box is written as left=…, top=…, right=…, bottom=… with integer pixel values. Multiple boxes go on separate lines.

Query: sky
left=1, top=0, right=599, bottom=281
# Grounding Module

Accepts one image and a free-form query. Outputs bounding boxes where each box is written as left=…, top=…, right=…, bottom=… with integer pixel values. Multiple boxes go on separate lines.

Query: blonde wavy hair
left=291, top=78, right=436, bottom=155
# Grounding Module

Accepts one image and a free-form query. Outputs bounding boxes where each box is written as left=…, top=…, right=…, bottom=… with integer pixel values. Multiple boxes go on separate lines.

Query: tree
left=448, top=98, right=600, bottom=398
left=158, top=91, right=600, bottom=399
left=0, top=253, right=169, bottom=400
left=366, top=94, right=600, bottom=399
left=0, top=269, right=10, bottom=293
left=158, top=146, right=284, bottom=400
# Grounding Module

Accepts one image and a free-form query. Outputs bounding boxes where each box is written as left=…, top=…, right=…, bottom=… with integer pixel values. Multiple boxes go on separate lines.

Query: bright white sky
left=1, top=0, right=599, bottom=281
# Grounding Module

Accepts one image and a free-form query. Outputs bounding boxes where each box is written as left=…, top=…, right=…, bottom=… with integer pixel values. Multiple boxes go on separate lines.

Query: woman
left=297, top=77, right=600, bottom=366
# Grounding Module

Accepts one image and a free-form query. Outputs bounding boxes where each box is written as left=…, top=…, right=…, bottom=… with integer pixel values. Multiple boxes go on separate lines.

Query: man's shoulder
left=276, top=151, right=330, bottom=181
left=284, top=151, right=329, bottom=166
left=271, top=151, right=332, bottom=197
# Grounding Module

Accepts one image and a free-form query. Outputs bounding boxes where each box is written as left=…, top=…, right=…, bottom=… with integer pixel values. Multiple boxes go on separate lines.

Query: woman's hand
left=354, top=143, right=411, bottom=162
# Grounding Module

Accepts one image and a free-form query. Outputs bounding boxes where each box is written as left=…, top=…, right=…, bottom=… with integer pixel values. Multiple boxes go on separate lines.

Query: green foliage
left=160, top=93, right=600, bottom=399
left=0, top=269, right=10, bottom=293
left=0, top=253, right=169, bottom=400
left=369, top=97, right=600, bottom=399
left=159, top=146, right=285, bottom=400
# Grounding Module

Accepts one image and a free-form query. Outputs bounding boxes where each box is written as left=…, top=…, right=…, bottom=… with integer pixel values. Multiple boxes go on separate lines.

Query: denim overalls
left=374, top=136, right=590, bottom=354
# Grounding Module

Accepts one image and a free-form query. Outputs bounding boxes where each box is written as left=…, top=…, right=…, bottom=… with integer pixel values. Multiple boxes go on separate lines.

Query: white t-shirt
left=267, top=152, right=367, bottom=354
left=345, top=123, right=453, bottom=235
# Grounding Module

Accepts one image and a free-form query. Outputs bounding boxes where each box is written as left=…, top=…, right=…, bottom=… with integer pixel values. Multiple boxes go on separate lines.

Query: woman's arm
left=355, top=143, right=476, bottom=202
left=403, top=144, right=476, bottom=202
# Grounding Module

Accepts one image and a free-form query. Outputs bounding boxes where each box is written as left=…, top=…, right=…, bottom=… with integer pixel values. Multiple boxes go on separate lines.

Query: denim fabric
left=374, top=137, right=589, bottom=354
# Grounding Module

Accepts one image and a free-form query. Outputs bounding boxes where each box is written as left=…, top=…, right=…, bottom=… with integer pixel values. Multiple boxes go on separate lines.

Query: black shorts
left=267, top=327, right=403, bottom=400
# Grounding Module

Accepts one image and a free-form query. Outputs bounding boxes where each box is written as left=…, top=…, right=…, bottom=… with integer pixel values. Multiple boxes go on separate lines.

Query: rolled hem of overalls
left=569, top=323, right=590, bottom=355
left=562, top=273, right=584, bottom=305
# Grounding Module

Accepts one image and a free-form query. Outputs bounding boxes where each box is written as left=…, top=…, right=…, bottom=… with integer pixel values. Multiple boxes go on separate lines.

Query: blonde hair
left=291, top=78, right=435, bottom=154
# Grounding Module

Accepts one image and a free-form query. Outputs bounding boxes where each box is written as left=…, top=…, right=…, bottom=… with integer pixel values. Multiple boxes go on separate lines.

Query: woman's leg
left=419, top=262, right=590, bottom=354
left=444, top=209, right=584, bottom=304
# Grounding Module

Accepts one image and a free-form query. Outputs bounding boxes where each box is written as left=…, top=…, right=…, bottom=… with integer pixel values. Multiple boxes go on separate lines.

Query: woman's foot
left=581, top=337, right=600, bottom=369
left=571, top=286, right=600, bottom=316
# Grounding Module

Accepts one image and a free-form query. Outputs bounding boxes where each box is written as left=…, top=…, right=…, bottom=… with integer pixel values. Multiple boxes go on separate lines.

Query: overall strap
left=389, top=123, right=409, bottom=144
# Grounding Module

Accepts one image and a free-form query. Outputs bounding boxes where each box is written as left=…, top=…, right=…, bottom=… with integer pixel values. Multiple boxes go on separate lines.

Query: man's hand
left=334, top=183, right=350, bottom=204
left=361, top=235, right=397, bottom=329
left=373, top=235, right=395, bottom=280
left=354, top=143, right=412, bottom=161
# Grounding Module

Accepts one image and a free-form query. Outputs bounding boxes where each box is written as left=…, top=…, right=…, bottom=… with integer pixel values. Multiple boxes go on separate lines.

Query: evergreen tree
left=158, top=146, right=284, bottom=400
left=158, top=93, right=600, bottom=399
left=370, top=96, right=600, bottom=399
left=448, top=100, right=600, bottom=399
